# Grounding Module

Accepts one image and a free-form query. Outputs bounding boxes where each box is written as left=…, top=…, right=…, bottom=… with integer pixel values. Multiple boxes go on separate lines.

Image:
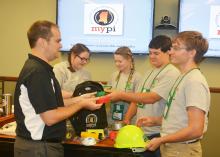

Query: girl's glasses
left=77, top=55, right=90, bottom=62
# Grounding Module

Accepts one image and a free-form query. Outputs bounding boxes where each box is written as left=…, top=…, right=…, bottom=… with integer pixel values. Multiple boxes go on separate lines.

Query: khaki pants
left=160, top=141, right=202, bottom=157
left=14, top=136, right=64, bottom=157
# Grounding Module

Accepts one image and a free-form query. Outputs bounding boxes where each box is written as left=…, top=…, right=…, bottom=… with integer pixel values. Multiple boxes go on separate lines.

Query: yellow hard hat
left=114, top=125, right=147, bottom=148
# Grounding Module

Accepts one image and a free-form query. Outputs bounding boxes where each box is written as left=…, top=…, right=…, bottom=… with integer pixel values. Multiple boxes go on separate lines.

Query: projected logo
left=94, top=10, right=114, bottom=26
left=84, top=4, right=123, bottom=35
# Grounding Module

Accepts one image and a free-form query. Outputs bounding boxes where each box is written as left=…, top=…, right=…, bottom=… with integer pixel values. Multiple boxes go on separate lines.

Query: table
left=0, top=115, right=141, bottom=157
left=0, top=135, right=142, bottom=157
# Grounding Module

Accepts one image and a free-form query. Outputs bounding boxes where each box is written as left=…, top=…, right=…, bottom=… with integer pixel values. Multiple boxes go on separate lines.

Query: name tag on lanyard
left=112, top=102, right=125, bottom=121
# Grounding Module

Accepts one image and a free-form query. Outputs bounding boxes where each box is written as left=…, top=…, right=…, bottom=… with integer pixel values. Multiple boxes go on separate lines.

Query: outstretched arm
left=109, top=91, right=161, bottom=104
left=40, top=97, right=102, bottom=126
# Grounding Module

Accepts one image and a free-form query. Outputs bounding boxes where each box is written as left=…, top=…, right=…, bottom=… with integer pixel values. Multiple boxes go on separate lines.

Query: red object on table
left=109, top=131, right=118, bottom=140
left=96, top=95, right=110, bottom=104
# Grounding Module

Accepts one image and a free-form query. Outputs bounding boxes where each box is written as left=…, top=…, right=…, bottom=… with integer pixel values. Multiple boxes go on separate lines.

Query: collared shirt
left=14, top=54, right=65, bottom=141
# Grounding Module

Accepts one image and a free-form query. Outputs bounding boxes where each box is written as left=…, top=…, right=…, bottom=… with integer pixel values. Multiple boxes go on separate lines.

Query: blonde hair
left=114, top=46, right=135, bottom=86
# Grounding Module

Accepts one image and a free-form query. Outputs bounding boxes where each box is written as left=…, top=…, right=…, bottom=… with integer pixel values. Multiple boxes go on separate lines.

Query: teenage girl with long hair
left=107, top=46, right=142, bottom=125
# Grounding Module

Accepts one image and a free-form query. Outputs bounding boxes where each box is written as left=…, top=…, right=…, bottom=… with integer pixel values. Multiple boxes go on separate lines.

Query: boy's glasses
left=171, top=46, right=187, bottom=51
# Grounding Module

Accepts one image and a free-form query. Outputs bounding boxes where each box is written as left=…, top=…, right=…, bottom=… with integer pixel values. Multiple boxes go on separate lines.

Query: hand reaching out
left=136, top=117, right=162, bottom=127
left=70, top=92, right=97, bottom=104
left=80, top=97, right=103, bottom=110
left=137, top=117, right=155, bottom=127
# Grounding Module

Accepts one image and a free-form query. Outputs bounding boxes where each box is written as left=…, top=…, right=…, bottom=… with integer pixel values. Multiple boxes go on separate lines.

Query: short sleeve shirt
left=137, top=64, right=180, bottom=135
left=161, top=69, right=210, bottom=137
left=14, top=54, right=66, bottom=140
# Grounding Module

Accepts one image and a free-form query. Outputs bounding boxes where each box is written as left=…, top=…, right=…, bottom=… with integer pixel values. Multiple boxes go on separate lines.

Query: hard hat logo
left=114, top=125, right=148, bottom=149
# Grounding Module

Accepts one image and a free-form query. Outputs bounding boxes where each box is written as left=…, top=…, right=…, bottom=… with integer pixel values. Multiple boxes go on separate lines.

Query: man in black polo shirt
left=14, top=20, right=103, bottom=157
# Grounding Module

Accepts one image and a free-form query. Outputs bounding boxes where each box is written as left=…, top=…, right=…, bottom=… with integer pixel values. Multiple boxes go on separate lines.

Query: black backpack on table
left=69, top=81, right=108, bottom=136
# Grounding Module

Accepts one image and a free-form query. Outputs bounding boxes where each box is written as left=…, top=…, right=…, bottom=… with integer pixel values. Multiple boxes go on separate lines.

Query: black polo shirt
left=14, top=54, right=66, bottom=141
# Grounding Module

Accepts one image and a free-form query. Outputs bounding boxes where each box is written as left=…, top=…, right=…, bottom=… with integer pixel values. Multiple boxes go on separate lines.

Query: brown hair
left=149, top=35, right=172, bottom=53
left=114, top=46, right=135, bottom=85
left=173, top=31, right=209, bottom=63
left=68, top=43, right=90, bottom=72
left=27, top=20, right=58, bottom=48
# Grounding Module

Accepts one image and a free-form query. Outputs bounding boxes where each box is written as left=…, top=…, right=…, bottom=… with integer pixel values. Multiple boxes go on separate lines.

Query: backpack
left=69, top=81, right=108, bottom=136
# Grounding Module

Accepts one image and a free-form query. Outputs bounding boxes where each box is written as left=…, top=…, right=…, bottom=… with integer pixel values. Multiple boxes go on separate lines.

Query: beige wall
left=0, top=0, right=219, bottom=86
left=0, top=0, right=61, bottom=77
left=0, top=0, right=220, bottom=156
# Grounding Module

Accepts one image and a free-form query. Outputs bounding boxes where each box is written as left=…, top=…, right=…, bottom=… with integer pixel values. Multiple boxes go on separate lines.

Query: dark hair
left=148, top=35, right=172, bottom=53
left=27, top=20, right=58, bottom=48
left=114, top=46, right=135, bottom=86
left=173, top=31, right=209, bottom=63
left=68, top=43, right=90, bottom=72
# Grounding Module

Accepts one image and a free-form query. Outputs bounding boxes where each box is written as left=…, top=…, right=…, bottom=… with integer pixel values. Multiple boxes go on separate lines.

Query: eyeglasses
left=171, top=46, right=187, bottom=51
left=76, top=55, right=90, bottom=62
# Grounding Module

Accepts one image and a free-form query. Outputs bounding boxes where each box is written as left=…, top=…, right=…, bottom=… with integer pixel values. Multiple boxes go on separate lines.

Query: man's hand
left=69, top=92, right=97, bottom=105
left=137, top=117, right=155, bottom=127
left=137, top=117, right=162, bottom=127
left=80, top=97, right=103, bottom=110
left=147, top=137, right=163, bottom=151
left=80, top=92, right=97, bottom=98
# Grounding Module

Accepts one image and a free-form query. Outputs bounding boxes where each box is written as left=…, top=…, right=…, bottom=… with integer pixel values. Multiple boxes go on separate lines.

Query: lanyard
left=137, top=64, right=170, bottom=108
left=163, top=68, right=199, bottom=119
left=140, top=64, right=170, bottom=92
left=115, top=72, right=131, bottom=92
